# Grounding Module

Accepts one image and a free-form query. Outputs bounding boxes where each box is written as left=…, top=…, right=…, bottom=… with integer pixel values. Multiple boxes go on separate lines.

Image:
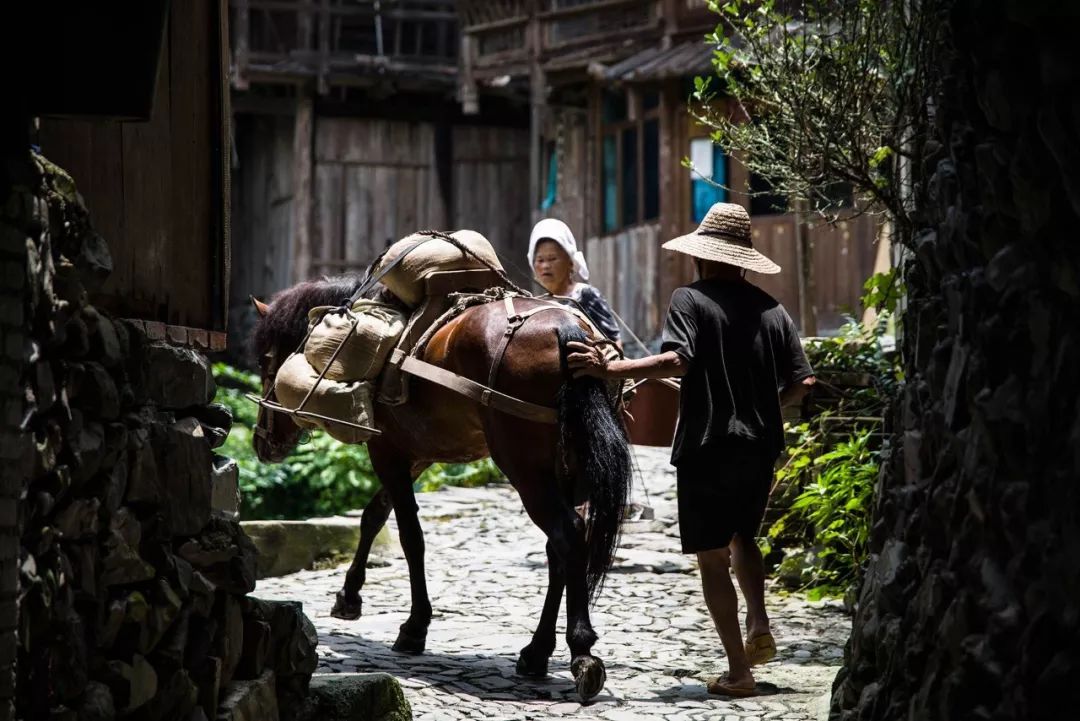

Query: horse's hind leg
left=553, top=508, right=607, bottom=702
left=331, top=486, right=392, bottom=620
left=516, top=539, right=564, bottom=676
left=514, top=480, right=605, bottom=700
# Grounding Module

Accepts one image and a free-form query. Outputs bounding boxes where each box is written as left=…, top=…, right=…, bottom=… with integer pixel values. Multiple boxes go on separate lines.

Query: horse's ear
left=251, top=296, right=270, bottom=317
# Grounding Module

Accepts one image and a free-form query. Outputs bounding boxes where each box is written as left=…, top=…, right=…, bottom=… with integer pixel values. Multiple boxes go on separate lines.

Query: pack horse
left=249, top=230, right=632, bottom=701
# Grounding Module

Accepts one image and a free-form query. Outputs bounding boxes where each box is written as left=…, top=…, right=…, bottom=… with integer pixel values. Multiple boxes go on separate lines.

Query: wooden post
left=661, top=0, right=679, bottom=49
left=297, top=0, right=314, bottom=51
left=794, top=199, right=818, bottom=336
left=234, top=0, right=250, bottom=90
left=459, top=34, right=479, bottom=115
left=291, top=95, right=314, bottom=283
left=217, top=0, right=233, bottom=333
left=528, top=9, right=546, bottom=223
left=318, top=0, right=330, bottom=95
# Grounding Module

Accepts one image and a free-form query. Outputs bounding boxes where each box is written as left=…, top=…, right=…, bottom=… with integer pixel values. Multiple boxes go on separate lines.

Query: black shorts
left=675, top=444, right=775, bottom=554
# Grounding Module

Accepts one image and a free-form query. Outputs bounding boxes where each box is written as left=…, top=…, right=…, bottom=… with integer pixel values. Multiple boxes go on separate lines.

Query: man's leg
left=697, top=547, right=754, bottom=690
left=730, top=532, right=770, bottom=641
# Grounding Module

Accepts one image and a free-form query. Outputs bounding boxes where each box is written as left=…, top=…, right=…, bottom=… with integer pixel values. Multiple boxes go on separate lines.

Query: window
left=690, top=138, right=728, bottom=223
left=600, top=89, right=660, bottom=233
left=749, top=172, right=788, bottom=215
left=541, top=141, right=558, bottom=211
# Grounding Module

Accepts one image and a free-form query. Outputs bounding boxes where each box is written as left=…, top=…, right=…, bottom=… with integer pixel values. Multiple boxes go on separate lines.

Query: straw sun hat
left=661, top=202, right=781, bottom=274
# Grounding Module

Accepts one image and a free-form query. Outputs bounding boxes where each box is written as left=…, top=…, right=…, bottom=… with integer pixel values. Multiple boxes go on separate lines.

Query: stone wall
left=831, top=4, right=1080, bottom=720
left=1, top=136, right=318, bottom=719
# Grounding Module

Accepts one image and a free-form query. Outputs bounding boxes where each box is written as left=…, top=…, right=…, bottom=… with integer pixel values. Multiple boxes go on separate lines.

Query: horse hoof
left=330, top=591, right=362, bottom=621
left=392, top=628, right=427, bottom=655
left=571, top=655, right=606, bottom=702
left=515, top=645, right=550, bottom=677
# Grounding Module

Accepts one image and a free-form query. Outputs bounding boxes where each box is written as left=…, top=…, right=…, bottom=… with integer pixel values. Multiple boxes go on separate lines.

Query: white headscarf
left=527, top=218, right=590, bottom=283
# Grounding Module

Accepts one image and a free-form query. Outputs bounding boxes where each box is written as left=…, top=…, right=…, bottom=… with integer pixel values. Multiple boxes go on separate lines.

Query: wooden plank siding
left=451, top=125, right=531, bottom=286
left=309, top=117, right=448, bottom=276
left=585, top=223, right=663, bottom=350
left=582, top=213, right=880, bottom=348
left=228, top=112, right=296, bottom=354
left=37, top=0, right=229, bottom=332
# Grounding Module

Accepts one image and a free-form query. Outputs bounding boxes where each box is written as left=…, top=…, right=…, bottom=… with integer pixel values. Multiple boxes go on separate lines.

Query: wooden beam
left=217, top=0, right=233, bottom=333
left=528, top=10, right=546, bottom=224
left=291, top=94, right=314, bottom=283
left=536, top=0, right=650, bottom=21
left=793, top=198, right=818, bottom=335
left=317, top=0, right=330, bottom=95
left=232, top=93, right=300, bottom=116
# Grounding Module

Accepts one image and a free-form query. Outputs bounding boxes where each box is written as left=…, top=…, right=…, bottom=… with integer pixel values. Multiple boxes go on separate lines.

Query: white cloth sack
left=304, top=300, right=405, bottom=381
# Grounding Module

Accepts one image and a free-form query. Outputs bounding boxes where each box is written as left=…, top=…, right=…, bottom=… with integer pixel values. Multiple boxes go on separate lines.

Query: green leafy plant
left=861, top=268, right=903, bottom=315
left=212, top=363, right=504, bottom=520
left=771, top=425, right=879, bottom=599
left=765, top=316, right=897, bottom=599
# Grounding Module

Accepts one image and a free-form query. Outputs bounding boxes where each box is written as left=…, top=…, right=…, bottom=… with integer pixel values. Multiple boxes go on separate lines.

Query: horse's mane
left=252, top=276, right=404, bottom=361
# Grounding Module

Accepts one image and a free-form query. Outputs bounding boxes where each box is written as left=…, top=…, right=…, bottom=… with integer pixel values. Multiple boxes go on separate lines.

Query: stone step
left=242, top=518, right=396, bottom=579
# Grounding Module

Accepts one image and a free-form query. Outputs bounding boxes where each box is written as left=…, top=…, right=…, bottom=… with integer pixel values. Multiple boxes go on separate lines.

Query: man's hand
left=566, top=341, right=609, bottom=378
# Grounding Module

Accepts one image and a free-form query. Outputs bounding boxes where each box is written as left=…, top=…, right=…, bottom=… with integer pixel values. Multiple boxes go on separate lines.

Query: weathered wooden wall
left=808, top=214, right=880, bottom=330
left=585, top=223, right=663, bottom=349
left=311, top=117, right=448, bottom=276
left=451, top=124, right=531, bottom=285
left=540, top=113, right=589, bottom=249
left=580, top=212, right=880, bottom=348
left=36, top=0, right=229, bottom=332
left=228, top=112, right=296, bottom=355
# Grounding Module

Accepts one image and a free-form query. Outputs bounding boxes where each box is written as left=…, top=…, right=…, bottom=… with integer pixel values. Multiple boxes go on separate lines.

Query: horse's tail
left=555, top=323, right=632, bottom=603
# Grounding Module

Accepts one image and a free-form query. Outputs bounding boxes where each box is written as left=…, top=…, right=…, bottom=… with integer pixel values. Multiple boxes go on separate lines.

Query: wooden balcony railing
left=458, top=0, right=716, bottom=76
left=231, top=0, right=458, bottom=92
left=459, top=0, right=663, bottom=79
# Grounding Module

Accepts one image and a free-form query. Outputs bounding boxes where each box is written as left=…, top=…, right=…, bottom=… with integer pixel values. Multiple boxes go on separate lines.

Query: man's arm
left=779, top=376, right=816, bottom=407
left=566, top=342, right=688, bottom=380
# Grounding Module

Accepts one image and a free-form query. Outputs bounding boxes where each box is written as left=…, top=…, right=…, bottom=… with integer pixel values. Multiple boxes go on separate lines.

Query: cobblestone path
left=257, top=447, right=850, bottom=720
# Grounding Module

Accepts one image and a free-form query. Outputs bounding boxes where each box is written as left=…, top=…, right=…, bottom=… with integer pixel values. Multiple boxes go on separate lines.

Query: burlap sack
left=376, top=229, right=504, bottom=307
left=304, top=300, right=405, bottom=381
left=273, top=353, right=375, bottom=445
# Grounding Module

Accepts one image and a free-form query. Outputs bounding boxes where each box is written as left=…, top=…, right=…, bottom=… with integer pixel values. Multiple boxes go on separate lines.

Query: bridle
left=253, top=348, right=306, bottom=456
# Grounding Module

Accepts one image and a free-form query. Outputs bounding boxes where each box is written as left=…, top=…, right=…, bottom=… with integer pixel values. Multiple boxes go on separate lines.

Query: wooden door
left=451, top=125, right=531, bottom=285
left=310, top=117, right=448, bottom=277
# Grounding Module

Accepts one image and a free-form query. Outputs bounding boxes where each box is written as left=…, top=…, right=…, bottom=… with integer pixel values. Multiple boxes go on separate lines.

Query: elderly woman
left=528, top=218, right=621, bottom=346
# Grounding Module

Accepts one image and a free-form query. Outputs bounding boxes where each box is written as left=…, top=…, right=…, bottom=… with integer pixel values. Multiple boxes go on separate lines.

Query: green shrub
left=764, top=315, right=898, bottom=599
left=768, top=425, right=879, bottom=600
left=212, top=363, right=504, bottom=520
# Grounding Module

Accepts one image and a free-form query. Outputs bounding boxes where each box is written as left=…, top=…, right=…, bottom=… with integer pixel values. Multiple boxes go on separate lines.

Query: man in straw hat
left=568, top=202, right=815, bottom=697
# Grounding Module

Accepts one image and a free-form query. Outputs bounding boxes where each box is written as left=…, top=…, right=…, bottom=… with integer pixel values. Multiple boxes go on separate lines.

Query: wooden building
left=227, top=0, right=534, bottom=358
left=33, top=0, right=231, bottom=348
left=459, top=0, right=882, bottom=345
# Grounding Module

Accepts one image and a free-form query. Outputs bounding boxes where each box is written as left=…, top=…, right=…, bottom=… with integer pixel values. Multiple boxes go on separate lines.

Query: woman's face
left=532, top=239, right=573, bottom=293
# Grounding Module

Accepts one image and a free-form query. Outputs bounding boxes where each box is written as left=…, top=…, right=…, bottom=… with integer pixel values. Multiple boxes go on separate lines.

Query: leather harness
left=399, top=294, right=616, bottom=425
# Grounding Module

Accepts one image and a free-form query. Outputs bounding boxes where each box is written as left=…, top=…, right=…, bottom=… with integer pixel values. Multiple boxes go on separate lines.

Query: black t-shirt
left=661, top=278, right=813, bottom=464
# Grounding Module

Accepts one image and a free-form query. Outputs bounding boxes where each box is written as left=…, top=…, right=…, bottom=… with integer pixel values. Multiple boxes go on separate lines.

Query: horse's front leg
left=378, top=454, right=432, bottom=654
left=331, top=485, right=393, bottom=620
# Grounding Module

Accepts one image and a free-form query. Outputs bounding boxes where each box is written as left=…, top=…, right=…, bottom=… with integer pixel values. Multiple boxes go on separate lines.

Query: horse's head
left=248, top=276, right=406, bottom=463
left=250, top=295, right=306, bottom=462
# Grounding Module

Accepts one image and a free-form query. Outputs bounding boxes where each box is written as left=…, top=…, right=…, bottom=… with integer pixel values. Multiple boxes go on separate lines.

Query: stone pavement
left=256, top=446, right=851, bottom=720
